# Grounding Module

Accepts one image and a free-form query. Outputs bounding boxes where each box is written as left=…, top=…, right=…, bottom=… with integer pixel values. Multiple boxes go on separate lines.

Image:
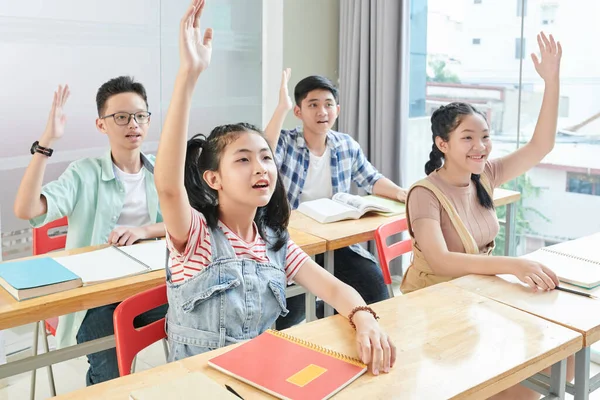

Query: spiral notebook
left=522, top=234, right=600, bottom=289
left=208, top=330, right=367, bottom=400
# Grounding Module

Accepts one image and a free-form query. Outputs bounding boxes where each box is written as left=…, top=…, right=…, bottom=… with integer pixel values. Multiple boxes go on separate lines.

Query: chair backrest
left=113, top=284, right=167, bottom=376
left=32, top=216, right=68, bottom=256
left=374, top=218, right=412, bottom=285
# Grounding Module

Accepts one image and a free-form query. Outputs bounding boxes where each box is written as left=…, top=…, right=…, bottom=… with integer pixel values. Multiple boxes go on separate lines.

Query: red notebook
left=207, top=330, right=367, bottom=400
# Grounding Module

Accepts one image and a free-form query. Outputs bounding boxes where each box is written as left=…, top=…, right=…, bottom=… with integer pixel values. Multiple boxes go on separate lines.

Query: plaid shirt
left=275, top=127, right=383, bottom=262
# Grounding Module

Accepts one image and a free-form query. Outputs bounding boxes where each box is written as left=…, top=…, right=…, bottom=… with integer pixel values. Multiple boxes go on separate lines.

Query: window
left=515, top=38, right=525, bottom=59
left=472, top=38, right=481, bottom=45
left=566, top=173, right=600, bottom=196
left=517, top=0, right=527, bottom=17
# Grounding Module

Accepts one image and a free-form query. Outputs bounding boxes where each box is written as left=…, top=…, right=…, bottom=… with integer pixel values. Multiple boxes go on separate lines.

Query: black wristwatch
left=30, top=141, right=53, bottom=157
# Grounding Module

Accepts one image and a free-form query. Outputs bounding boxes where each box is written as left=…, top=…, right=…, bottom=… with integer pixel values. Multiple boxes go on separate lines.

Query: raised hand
left=278, top=68, right=293, bottom=111
left=42, top=85, right=70, bottom=143
left=531, top=32, right=562, bottom=82
left=179, top=0, right=213, bottom=75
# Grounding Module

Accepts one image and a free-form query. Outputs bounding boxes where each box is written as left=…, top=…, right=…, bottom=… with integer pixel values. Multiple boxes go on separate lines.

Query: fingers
left=537, top=34, right=544, bottom=54
left=531, top=53, right=540, bottom=69
left=523, top=276, right=536, bottom=290
left=371, top=335, right=383, bottom=375
left=557, top=41, right=562, bottom=58
left=118, top=232, right=131, bottom=246
left=62, top=85, right=70, bottom=106
left=540, top=32, right=551, bottom=52
left=530, top=273, right=550, bottom=291
left=538, top=270, right=556, bottom=290
left=380, top=335, right=391, bottom=373
left=389, top=338, right=397, bottom=368
left=543, top=266, right=560, bottom=286
left=549, top=34, right=557, bottom=54
left=180, top=0, right=197, bottom=32
left=357, top=335, right=371, bottom=365
left=203, top=27, right=213, bottom=48
left=125, top=234, right=138, bottom=246
left=282, top=68, right=291, bottom=85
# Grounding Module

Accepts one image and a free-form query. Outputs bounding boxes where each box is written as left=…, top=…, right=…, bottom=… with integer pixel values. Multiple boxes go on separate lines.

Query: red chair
left=374, top=218, right=412, bottom=297
left=113, top=284, right=168, bottom=376
left=30, top=216, right=68, bottom=398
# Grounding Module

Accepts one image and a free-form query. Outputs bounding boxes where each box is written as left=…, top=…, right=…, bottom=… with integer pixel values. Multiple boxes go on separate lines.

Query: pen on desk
left=555, top=285, right=597, bottom=299
left=225, top=384, right=244, bottom=399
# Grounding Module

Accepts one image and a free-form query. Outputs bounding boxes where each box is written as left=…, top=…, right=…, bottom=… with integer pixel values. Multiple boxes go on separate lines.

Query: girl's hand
left=179, top=0, right=213, bottom=76
left=531, top=32, right=561, bottom=83
left=353, top=311, right=396, bottom=375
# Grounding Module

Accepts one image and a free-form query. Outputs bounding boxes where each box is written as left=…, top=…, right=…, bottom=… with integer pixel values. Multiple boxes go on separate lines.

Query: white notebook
left=521, top=234, right=600, bottom=289
left=53, top=241, right=167, bottom=285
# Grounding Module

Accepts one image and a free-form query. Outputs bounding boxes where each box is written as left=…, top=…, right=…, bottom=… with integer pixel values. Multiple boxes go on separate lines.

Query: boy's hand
left=179, top=0, right=213, bottom=76
left=108, top=226, right=148, bottom=246
left=396, top=188, right=407, bottom=203
left=531, top=32, right=561, bottom=83
left=40, top=85, right=70, bottom=147
left=278, top=68, right=293, bottom=111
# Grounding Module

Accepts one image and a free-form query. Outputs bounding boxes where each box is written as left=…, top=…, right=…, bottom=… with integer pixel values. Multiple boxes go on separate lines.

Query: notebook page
left=53, top=247, right=147, bottom=284
left=545, top=233, right=600, bottom=264
left=117, top=241, right=167, bottom=271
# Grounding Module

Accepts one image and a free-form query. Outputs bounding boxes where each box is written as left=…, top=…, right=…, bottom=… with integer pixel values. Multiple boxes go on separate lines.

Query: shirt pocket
left=181, top=278, right=240, bottom=313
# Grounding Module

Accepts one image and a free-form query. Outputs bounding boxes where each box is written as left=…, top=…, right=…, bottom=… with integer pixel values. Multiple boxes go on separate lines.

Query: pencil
left=555, top=285, right=597, bottom=299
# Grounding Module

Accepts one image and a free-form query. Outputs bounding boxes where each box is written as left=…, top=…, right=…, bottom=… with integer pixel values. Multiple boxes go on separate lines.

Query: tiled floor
left=1, top=280, right=600, bottom=399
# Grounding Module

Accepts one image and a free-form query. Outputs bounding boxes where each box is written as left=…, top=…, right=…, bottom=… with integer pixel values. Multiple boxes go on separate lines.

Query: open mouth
left=252, top=180, right=269, bottom=189
left=468, top=155, right=485, bottom=161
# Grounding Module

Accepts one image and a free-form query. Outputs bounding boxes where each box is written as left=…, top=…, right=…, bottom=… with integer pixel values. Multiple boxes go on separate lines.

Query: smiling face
left=294, top=89, right=340, bottom=136
left=95, top=92, right=150, bottom=151
left=437, top=112, right=492, bottom=175
left=203, top=131, right=278, bottom=209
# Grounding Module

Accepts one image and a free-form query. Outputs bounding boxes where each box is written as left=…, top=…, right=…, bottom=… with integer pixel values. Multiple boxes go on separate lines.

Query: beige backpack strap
left=407, top=179, right=479, bottom=255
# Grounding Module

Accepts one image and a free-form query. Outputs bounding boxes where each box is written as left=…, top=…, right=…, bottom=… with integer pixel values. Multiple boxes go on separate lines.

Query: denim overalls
left=166, top=225, right=290, bottom=361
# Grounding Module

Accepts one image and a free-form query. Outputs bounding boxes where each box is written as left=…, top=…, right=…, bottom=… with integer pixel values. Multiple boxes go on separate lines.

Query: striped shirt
left=166, top=208, right=309, bottom=284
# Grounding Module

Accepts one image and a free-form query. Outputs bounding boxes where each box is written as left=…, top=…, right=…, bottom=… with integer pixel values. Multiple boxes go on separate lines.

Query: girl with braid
left=403, top=32, right=568, bottom=399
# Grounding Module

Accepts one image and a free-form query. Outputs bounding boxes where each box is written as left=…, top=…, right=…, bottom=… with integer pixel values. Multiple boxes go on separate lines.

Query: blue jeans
left=276, top=246, right=389, bottom=330
left=76, top=302, right=168, bottom=386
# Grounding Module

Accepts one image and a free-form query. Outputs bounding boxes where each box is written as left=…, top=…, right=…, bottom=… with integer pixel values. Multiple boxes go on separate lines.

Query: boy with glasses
left=14, top=76, right=166, bottom=385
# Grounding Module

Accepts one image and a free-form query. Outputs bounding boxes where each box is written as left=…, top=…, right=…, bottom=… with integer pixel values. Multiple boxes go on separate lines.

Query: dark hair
left=185, top=123, right=290, bottom=251
left=427, top=102, right=494, bottom=209
left=294, top=75, right=339, bottom=106
left=96, top=76, right=148, bottom=116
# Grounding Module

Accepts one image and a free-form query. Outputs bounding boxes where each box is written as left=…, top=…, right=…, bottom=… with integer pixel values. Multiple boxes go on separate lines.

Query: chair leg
left=131, top=356, right=137, bottom=374
left=30, top=321, right=40, bottom=400
left=387, top=284, right=395, bottom=298
left=162, top=339, right=169, bottom=361
left=41, top=326, right=56, bottom=397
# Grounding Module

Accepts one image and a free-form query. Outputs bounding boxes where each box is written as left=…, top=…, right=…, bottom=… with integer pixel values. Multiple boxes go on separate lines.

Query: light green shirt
left=30, top=151, right=163, bottom=349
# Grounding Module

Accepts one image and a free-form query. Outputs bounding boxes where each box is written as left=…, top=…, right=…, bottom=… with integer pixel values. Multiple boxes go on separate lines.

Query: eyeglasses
left=101, top=111, right=151, bottom=126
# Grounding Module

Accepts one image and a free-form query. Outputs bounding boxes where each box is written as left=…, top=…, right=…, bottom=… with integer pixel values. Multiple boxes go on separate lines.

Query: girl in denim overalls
left=153, top=0, right=395, bottom=375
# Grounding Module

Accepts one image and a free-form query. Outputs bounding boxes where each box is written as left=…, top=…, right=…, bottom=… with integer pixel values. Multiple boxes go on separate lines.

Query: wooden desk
left=0, top=231, right=326, bottom=380
left=451, top=274, right=600, bottom=399
left=289, top=188, right=521, bottom=252
left=0, top=231, right=325, bottom=331
left=55, top=283, right=581, bottom=400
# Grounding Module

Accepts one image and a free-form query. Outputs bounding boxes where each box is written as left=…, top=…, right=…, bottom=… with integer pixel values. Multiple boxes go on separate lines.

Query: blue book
left=0, top=258, right=82, bottom=301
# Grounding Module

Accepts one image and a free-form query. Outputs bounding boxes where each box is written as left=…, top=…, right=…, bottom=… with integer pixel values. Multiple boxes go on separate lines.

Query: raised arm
left=497, top=32, right=562, bottom=185
left=154, top=0, right=212, bottom=250
left=264, top=68, right=292, bottom=150
left=14, top=85, right=70, bottom=219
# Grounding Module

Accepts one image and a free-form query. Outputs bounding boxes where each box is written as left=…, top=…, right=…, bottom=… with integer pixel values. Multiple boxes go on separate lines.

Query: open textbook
left=297, top=193, right=406, bottom=224
left=54, top=240, right=167, bottom=285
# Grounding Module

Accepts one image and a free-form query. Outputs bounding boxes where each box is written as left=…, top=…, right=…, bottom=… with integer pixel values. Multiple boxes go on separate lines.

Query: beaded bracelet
left=347, top=306, right=379, bottom=330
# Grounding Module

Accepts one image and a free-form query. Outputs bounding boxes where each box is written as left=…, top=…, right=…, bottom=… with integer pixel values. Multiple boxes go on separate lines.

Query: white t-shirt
left=299, top=147, right=333, bottom=203
left=113, top=165, right=151, bottom=227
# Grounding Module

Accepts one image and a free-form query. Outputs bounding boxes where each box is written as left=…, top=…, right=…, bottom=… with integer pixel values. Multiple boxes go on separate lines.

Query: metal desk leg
left=505, top=202, right=517, bottom=257
left=575, top=347, right=591, bottom=400
left=549, top=359, right=567, bottom=399
left=324, top=250, right=335, bottom=317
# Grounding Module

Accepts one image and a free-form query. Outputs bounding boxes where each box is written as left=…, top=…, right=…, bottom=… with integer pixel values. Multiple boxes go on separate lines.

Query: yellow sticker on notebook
left=286, top=364, right=328, bottom=387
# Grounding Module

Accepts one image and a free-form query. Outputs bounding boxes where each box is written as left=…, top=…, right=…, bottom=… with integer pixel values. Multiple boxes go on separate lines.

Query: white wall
left=280, top=0, right=340, bottom=130
left=0, top=0, right=264, bottom=237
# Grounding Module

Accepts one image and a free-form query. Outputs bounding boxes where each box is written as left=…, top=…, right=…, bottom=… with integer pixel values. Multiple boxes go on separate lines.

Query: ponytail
left=471, top=174, right=494, bottom=209
left=424, top=143, right=444, bottom=175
